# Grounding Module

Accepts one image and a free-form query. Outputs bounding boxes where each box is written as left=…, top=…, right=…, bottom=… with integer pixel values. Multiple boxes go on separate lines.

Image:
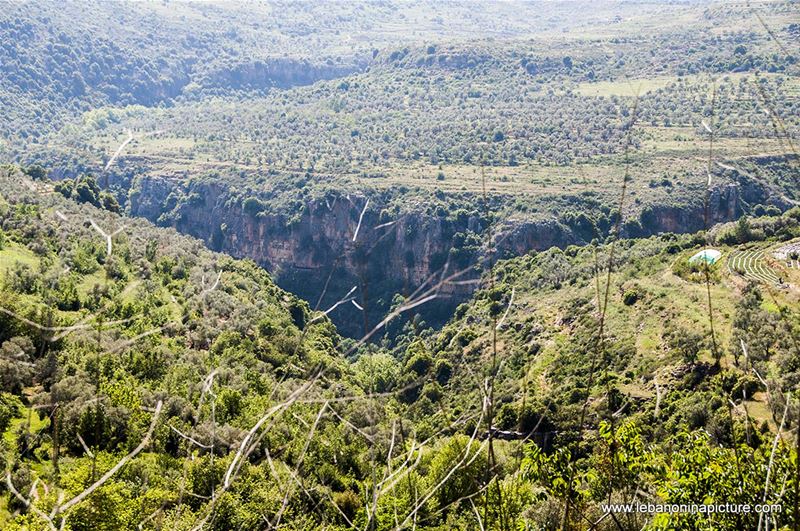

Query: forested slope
left=408, top=208, right=800, bottom=529
left=0, top=165, right=351, bottom=529
left=2, top=165, right=800, bottom=529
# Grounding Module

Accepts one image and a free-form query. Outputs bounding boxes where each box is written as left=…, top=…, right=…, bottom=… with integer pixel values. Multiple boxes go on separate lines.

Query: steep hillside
left=0, top=166, right=349, bottom=529
left=1, top=165, right=800, bottom=529
left=0, top=0, right=374, bottom=145
left=431, top=213, right=800, bottom=435
left=418, top=209, right=800, bottom=528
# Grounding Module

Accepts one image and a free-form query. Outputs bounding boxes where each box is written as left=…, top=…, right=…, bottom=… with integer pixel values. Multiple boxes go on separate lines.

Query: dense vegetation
left=1, top=1, right=800, bottom=529
left=23, top=39, right=799, bottom=170
left=0, top=0, right=380, bottom=144
left=15, top=0, right=787, bottom=150
left=2, top=166, right=800, bottom=529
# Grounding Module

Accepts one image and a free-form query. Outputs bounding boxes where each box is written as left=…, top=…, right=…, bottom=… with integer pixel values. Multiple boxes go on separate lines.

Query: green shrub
left=622, top=289, right=640, bottom=306
left=242, top=196, right=266, bottom=217
left=0, top=392, right=22, bottom=433
left=23, top=165, right=47, bottom=180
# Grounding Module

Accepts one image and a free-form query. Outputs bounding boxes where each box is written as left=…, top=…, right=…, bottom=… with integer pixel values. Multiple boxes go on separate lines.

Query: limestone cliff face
left=129, top=176, right=485, bottom=337
left=636, top=171, right=794, bottom=237
left=133, top=179, right=454, bottom=287
left=637, top=184, right=741, bottom=236
left=497, top=218, right=575, bottom=256
left=126, top=172, right=769, bottom=337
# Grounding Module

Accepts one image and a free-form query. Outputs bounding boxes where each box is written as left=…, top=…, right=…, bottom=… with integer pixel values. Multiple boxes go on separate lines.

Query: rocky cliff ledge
left=127, top=170, right=775, bottom=338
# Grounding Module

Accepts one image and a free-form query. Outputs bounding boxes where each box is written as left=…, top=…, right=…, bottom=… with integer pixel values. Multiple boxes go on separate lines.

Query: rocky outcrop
left=129, top=176, right=484, bottom=337
left=126, top=169, right=781, bottom=338
left=498, top=218, right=575, bottom=256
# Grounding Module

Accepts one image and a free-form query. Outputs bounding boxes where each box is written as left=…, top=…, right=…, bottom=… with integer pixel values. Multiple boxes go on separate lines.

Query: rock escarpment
left=124, top=170, right=776, bottom=338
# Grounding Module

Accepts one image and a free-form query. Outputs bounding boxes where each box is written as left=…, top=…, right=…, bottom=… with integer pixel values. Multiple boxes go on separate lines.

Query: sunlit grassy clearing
left=0, top=243, right=39, bottom=275
left=574, top=71, right=796, bottom=98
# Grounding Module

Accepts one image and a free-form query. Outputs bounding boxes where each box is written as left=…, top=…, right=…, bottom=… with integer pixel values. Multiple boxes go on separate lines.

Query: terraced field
left=727, top=249, right=782, bottom=285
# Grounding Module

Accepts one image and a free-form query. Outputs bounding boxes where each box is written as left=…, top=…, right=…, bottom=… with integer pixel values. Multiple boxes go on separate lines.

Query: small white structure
left=688, top=248, right=722, bottom=265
